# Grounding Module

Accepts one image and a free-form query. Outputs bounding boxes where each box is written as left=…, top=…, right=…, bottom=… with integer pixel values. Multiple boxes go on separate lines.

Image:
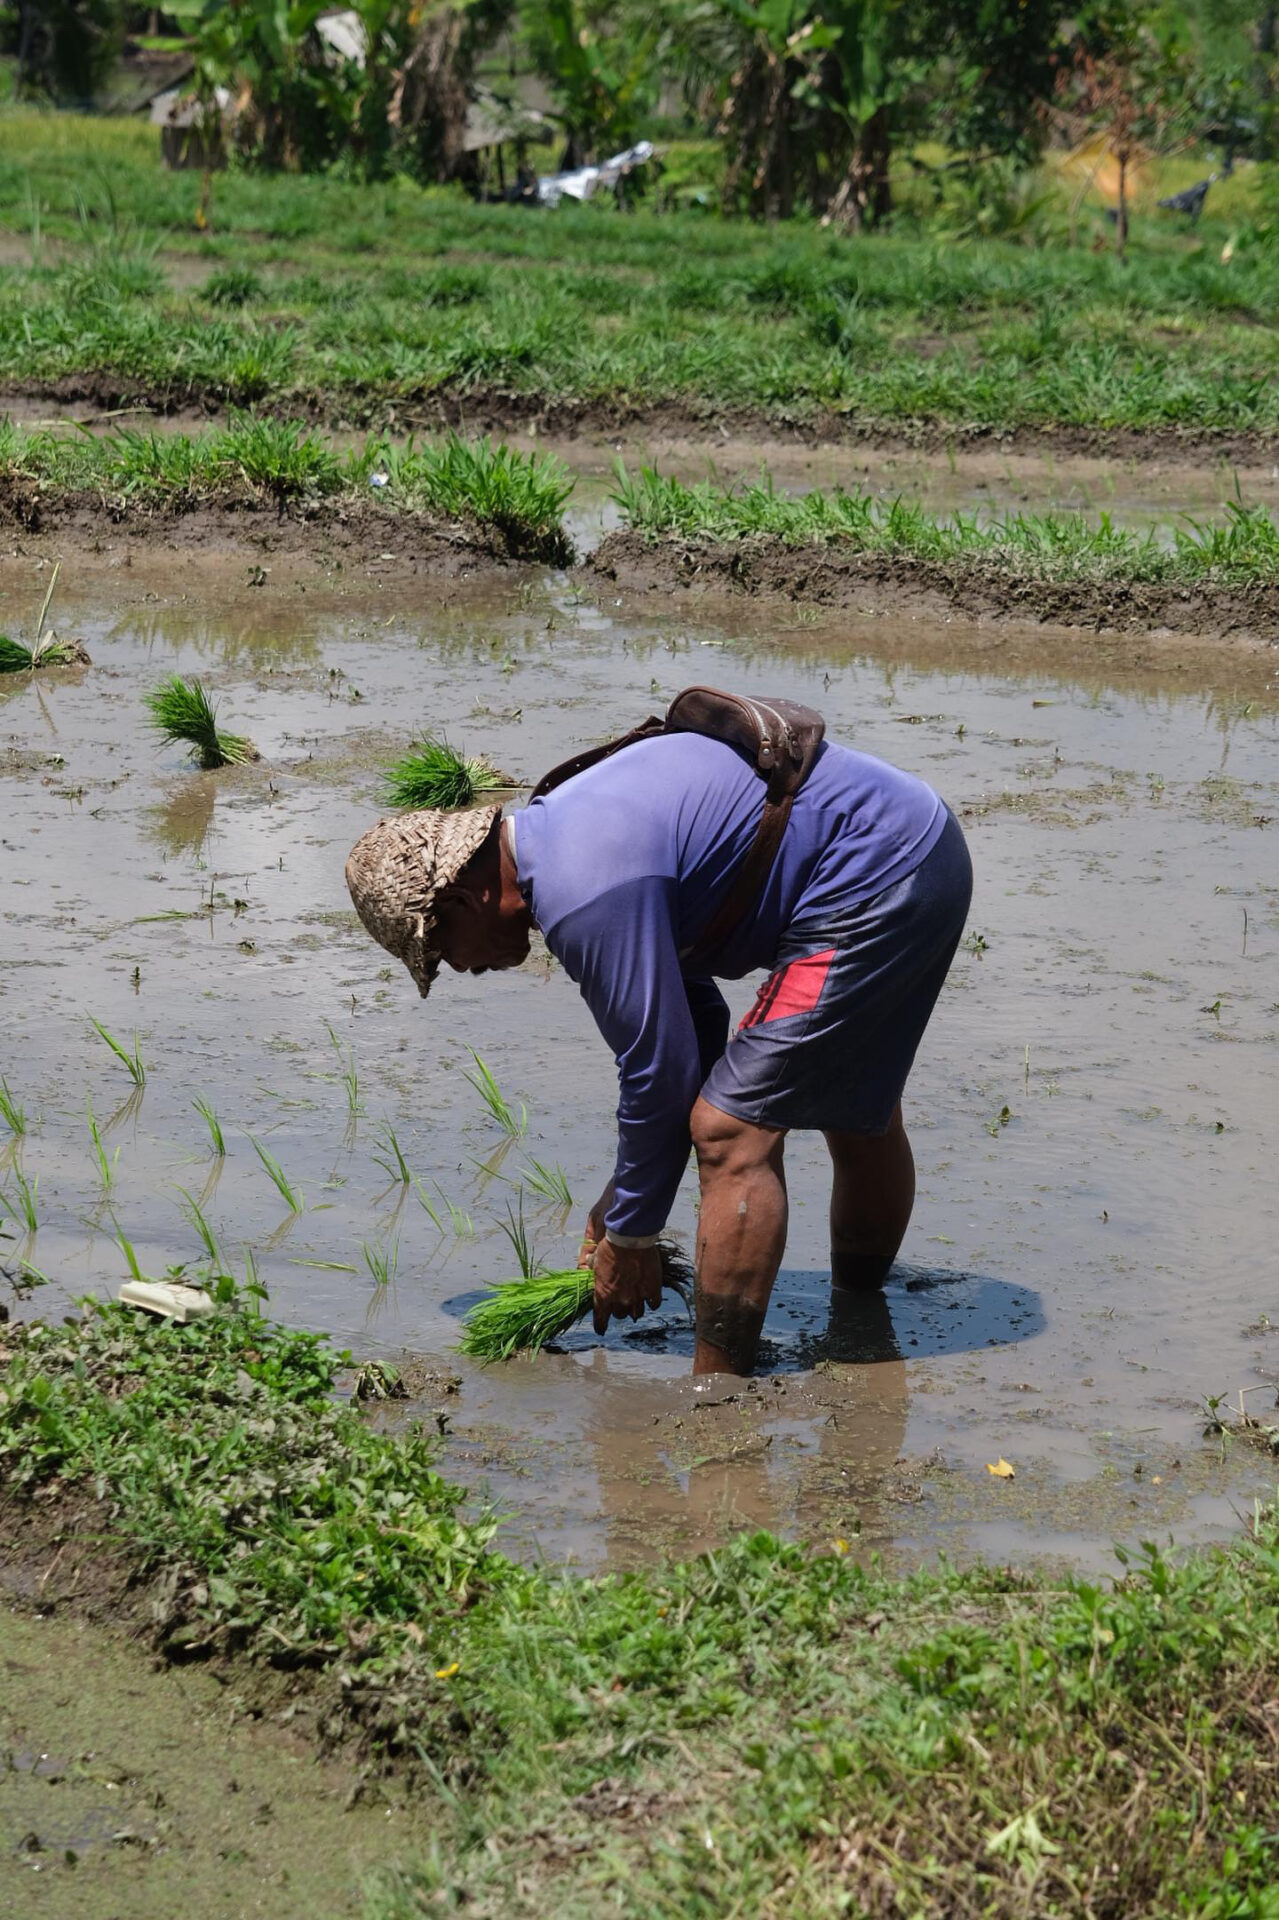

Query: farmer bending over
left=346, top=701, right=971, bottom=1376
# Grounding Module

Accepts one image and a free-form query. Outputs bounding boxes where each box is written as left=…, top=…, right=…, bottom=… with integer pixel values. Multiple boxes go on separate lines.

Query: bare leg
left=824, top=1103, right=915, bottom=1292
left=690, top=1096, right=788, bottom=1376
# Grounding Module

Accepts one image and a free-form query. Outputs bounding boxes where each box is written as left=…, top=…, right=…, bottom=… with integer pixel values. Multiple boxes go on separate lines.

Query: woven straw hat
left=345, top=803, right=502, bottom=997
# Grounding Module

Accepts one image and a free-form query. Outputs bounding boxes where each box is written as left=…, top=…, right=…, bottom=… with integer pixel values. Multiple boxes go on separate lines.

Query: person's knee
left=691, top=1098, right=783, bottom=1180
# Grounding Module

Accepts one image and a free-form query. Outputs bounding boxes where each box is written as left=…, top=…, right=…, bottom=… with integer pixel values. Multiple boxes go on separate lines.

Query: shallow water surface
left=3, top=550, right=1278, bottom=1570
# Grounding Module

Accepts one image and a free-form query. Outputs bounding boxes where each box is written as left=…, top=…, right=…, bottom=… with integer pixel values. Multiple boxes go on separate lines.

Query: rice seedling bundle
left=0, top=633, right=89, bottom=672
left=380, top=735, right=508, bottom=812
left=459, top=1237, right=694, bottom=1362
left=144, top=674, right=258, bottom=770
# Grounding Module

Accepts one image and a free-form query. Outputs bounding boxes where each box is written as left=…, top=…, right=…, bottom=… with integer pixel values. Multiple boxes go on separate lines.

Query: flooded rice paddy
left=3, top=535, right=1278, bottom=1573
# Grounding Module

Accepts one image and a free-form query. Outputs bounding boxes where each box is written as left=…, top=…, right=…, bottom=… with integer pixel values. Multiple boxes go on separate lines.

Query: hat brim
left=345, top=802, right=502, bottom=998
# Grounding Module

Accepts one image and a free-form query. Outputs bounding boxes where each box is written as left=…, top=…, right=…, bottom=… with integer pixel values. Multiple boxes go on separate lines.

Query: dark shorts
left=701, top=808, right=972, bottom=1137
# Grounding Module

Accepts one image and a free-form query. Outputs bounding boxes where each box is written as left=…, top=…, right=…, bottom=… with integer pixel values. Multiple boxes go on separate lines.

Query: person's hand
left=590, top=1236, right=663, bottom=1334
left=578, top=1182, right=616, bottom=1271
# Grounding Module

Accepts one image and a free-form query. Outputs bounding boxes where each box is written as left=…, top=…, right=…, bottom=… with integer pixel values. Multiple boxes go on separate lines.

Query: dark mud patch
left=0, top=490, right=567, bottom=568
left=9, top=375, right=1279, bottom=471
left=590, top=530, right=1279, bottom=648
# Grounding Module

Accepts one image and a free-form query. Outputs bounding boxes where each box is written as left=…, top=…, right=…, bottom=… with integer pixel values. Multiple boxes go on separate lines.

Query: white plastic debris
left=119, top=1280, right=215, bottom=1323
left=369, top=471, right=390, bottom=490
left=536, top=141, right=655, bottom=209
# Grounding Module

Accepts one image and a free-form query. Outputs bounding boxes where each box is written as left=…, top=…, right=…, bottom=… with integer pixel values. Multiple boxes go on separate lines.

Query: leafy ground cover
left=0, top=417, right=574, bottom=560
left=3, top=1300, right=1279, bottom=1917
left=5, top=110, right=1279, bottom=445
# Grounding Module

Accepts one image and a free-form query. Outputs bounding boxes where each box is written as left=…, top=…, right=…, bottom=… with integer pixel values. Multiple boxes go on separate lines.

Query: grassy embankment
left=3, top=109, right=1279, bottom=445
left=608, top=465, right=1279, bottom=589
left=4, top=1298, right=1279, bottom=1917
left=9, top=418, right=1279, bottom=618
left=0, top=416, right=573, bottom=561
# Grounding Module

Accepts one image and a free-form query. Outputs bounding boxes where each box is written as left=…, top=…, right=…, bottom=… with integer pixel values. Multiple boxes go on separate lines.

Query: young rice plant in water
left=0, top=1076, right=26, bottom=1136
left=89, top=1017, right=146, bottom=1086
left=144, top=675, right=258, bottom=770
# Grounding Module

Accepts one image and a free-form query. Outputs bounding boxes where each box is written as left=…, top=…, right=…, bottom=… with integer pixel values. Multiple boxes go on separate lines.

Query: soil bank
left=7, top=508, right=1279, bottom=660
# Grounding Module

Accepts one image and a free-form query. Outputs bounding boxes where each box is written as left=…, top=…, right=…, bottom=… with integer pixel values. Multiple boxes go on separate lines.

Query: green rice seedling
left=519, top=1157, right=573, bottom=1210
left=86, top=1096, right=119, bottom=1192
left=411, top=1177, right=444, bottom=1231
left=248, top=1134, right=304, bottom=1214
left=143, top=675, right=258, bottom=770
left=0, top=632, right=87, bottom=672
left=380, top=735, right=508, bottom=812
left=89, top=1016, right=146, bottom=1086
left=372, top=1121, right=412, bottom=1186
left=498, top=1196, right=542, bottom=1280
left=430, top=1186, right=474, bottom=1238
left=363, top=1237, right=399, bottom=1291
left=326, top=1023, right=363, bottom=1119
left=109, top=1214, right=145, bottom=1282
left=462, top=1051, right=526, bottom=1137
left=459, top=1237, right=694, bottom=1362
left=0, top=1076, right=26, bottom=1136
left=11, top=1257, right=49, bottom=1292
left=0, top=563, right=89, bottom=672
left=193, top=1095, right=225, bottom=1156
left=2, top=1166, right=38, bottom=1236
left=177, top=1186, right=223, bottom=1269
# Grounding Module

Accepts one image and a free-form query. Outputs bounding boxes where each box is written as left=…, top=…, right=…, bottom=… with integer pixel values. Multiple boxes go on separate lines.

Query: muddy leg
left=824, top=1103, right=915, bottom=1293
left=690, top=1096, right=788, bottom=1376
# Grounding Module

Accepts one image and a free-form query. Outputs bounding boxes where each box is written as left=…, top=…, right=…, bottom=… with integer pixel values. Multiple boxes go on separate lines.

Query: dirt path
left=0, top=1602, right=419, bottom=1918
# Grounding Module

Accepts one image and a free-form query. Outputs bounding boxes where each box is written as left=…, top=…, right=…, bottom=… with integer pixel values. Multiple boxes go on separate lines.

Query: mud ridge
left=0, top=488, right=571, bottom=568
left=589, top=530, right=1279, bottom=646
left=8, top=374, right=1279, bottom=470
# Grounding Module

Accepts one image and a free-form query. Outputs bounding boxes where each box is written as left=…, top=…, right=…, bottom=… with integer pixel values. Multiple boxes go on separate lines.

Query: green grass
left=0, top=419, right=574, bottom=559
left=3, top=110, right=1278, bottom=446
left=613, top=468, right=1279, bottom=588
left=5, top=1301, right=1279, bottom=1917
left=380, top=735, right=509, bottom=812
left=143, top=674, right=258, bottom=771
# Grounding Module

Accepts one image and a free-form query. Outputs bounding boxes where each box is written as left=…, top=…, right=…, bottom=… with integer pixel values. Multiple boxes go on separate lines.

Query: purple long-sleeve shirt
left=511, top=732, right=944, bottom=1238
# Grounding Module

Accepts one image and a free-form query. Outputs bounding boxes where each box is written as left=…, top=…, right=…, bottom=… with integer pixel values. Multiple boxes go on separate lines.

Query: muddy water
left=2, top=545, right=1278, bottom=1574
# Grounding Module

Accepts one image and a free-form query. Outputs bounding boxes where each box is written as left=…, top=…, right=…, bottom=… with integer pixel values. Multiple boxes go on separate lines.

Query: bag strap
left=527, top=686, right=826, bottom=966
left=680, top=790, right=793, bottom=966
left=529, top=716, right=665, bottom=802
